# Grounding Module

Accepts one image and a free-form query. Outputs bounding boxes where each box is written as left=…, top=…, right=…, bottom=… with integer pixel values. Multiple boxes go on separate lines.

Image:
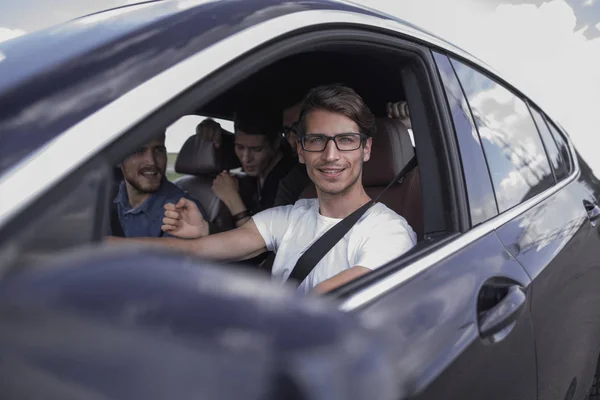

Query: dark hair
left=296, top=84, right=376, bottom=138
left=234, top=105, right=282, bottom=145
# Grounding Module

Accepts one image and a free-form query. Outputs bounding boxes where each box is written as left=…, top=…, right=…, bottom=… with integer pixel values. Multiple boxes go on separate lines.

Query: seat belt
left=110, top=203, right=126, bottom=237
left=286, top=155, right=418, bottom=287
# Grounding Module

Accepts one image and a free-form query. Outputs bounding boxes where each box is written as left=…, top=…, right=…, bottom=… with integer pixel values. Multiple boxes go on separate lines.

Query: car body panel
left=0, top=247, right=400, bottom=400
left=496, top=168, right=600, bottom=400
left=355, top=232, right=536, bottom=399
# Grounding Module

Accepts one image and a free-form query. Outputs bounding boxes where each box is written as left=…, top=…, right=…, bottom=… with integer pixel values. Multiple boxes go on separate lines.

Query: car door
left=0, top=246, right=406, bottom=400
left=448, top=55, right=600, bottom=400
left=337, top=51, right=538, bottom=400
left=493, top=114, right=600, bottom=399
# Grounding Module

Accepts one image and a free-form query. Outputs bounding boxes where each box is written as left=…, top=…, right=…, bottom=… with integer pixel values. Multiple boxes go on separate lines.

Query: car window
left=165, top=115, right=234, bottom=181
left=451, top=58, right=554, bottom=213
left=528, top=105, right=568, bottom=182
left=544, top=118, right=573, bottom=181
left=433, top=52, right=498, bottom=226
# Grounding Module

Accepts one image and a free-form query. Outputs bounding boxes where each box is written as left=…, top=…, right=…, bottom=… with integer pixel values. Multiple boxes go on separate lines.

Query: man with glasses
left=109, top=84, right=416, bottom=293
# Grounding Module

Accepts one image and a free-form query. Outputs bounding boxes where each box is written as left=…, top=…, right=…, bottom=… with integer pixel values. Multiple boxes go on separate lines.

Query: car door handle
left=584, top=200, right=600, bottom=227
left=478, top=285, right=526, bottom=339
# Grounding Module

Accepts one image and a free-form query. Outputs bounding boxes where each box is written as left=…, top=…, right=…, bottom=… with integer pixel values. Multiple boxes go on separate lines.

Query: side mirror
left=0, top=246, right=401, bottom=400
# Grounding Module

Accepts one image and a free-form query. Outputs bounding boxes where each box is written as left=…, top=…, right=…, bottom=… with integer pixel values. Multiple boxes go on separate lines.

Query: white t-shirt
left=252, top=199, right=417, bottom=293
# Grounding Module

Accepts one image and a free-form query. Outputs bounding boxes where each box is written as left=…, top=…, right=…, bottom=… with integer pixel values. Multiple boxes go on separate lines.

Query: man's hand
left=196, top=119, right=223, bottom=148
left=212, top=171, right=241, bottom=203
left=162, top=198, right=209, bottom=239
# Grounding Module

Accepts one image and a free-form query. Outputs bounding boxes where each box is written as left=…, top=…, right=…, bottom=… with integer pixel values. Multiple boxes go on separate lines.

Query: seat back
left=174, top=129, right=240, bottom=232
left=299, top=117, right=423, bottom=240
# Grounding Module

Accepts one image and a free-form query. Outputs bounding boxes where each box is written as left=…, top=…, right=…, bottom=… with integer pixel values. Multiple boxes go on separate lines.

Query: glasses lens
left=335, top=134, right=362, bottom=151
left=303, top=135, right=326, bottom=151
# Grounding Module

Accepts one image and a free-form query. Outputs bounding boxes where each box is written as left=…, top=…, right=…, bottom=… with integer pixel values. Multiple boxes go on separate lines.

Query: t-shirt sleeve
left=252, top=205, right=294, bottom=252
left=354, top=217, right=416, bottom=271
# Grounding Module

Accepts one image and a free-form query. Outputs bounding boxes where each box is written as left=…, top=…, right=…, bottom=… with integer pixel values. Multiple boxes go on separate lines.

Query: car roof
left=0, top=0, right=493, bottom=177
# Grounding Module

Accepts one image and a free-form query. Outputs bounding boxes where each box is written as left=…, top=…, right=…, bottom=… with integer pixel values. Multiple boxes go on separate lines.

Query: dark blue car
left=1, top=1, right=600, bottom=399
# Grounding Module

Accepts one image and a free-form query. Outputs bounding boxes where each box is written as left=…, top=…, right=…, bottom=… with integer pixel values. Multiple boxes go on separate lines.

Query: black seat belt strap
left=287, top=155, right=418, bottom=286
left=110, top=203, right=126, bottom=237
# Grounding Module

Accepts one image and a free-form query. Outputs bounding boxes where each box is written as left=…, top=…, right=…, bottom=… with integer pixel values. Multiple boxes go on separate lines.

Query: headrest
left=362, top=118, right=414, bottom=186
left=175, top=132, right=240, bottom=175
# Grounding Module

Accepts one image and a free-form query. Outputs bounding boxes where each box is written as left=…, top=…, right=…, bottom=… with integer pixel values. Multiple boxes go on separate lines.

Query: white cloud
left=355, top=0, right=600, bottom=175
left=584, top=0, right=597, bottom=6
left=0, top=27, right=26, bottom=44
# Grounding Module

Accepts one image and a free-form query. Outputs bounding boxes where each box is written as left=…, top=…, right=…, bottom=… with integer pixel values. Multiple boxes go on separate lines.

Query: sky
left=0, top=0, right=599, bottom=171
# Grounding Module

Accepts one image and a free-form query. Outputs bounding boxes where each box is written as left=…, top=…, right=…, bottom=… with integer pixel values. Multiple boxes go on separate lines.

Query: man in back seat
left=198, top=106, right=297, bottom=227
left=109, top=85, right=416, bottom=293
left=109, top=134, right=208, bottom=238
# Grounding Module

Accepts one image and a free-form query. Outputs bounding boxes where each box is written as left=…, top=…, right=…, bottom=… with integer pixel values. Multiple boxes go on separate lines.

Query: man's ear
left=362, top=137, right=373, bottom=162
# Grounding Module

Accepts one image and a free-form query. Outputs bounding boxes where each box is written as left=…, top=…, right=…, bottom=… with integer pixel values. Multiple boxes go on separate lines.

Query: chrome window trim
left=340, top=135, right=580, bottom=311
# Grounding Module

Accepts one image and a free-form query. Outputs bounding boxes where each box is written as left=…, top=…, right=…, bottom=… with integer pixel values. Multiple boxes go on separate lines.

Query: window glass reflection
left=528, top=106, right=566, bottom=182
left=433, top=52, right=498, bottom=225
left=451, top=59, right=554, bottom=212
left=545, top=119, right=572, bottom=181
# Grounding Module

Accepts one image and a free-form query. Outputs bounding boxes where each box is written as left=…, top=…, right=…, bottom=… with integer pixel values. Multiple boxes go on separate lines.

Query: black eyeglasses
left=300, top=133, right=367, bottom=152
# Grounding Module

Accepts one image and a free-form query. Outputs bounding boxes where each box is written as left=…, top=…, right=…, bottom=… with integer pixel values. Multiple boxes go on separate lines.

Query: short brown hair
left=234, top=105, right=282, bottom=146
left=296, top=84, right=376, bottom=138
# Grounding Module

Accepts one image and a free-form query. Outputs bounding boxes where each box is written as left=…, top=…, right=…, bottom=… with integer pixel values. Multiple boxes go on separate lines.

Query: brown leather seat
left=174, top=130, right=241, bottom=232
left=299, top=117, right=423, bottom=240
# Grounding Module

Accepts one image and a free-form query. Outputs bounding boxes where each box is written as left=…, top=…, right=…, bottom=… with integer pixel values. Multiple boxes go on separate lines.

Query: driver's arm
left=311, top=266, right=370, bottom=294
left=107, top=221, right=266, bottom=262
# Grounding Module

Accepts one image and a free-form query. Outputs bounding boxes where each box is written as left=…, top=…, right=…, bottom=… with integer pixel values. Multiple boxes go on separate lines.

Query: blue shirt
left=110, top=179, right=207, bottom=238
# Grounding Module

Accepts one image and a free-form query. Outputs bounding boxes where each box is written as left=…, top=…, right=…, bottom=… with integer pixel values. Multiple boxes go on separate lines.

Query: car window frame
left=542, top=113, right=574, bottom=178
left=525, top=101, right=567, bottom=184
left=104, top=29, right=465, bottom=299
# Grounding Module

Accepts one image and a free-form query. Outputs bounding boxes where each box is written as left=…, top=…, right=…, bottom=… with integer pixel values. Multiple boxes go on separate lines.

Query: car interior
left=168, top=51, right=426, bottom=242
left=102, top=38, right=458, bottom=289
